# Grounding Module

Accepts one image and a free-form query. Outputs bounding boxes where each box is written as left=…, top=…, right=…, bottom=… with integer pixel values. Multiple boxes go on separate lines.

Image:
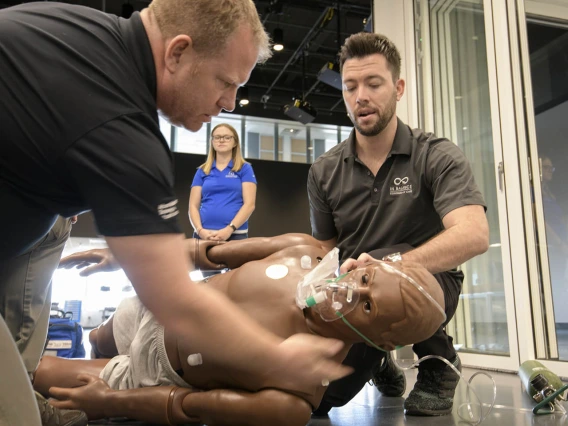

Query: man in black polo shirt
left=0, top=1, right=349, bottom=425
left=308, top=32, right=489, bottom=416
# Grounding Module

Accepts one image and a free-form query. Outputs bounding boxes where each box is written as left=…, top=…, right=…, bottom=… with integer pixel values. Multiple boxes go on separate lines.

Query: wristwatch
left=382, top=252, right=402, bottom=262
left=229, top=223, right=237, bottom=231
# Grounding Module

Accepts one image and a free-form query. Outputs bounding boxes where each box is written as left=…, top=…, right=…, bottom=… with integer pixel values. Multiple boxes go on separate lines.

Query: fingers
left=48, top=386, right=72, bottom=401
left=48, top=399, right=77, bottom=410
left=76, top=373, right=99, bottom=383
left=357, top=253, right=377, bottom=263
left=79, top=262, right=106, bottom=277
left=339, top=258, right=358, bottom=274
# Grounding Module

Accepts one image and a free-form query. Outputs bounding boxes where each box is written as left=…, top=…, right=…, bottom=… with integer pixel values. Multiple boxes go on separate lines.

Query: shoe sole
left=379, top=372, right=406, bottom=397
left=404, top=407, right=452, bottom=417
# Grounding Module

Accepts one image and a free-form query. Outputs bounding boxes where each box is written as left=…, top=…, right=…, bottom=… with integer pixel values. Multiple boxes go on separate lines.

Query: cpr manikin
left=40, top=234, right=448, bottom=425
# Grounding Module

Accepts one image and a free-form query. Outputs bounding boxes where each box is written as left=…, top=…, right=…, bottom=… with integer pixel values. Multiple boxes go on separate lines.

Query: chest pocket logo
left=390, top=176, right=412, bottom=195
left=226, top=172, right=238, bottom=178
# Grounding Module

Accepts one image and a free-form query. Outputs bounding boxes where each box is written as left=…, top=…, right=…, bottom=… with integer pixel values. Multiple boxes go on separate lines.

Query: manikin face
left=341, top=54, right=405, bottom=137
left=158, top=25, right=259, bottom=131
left=211, top=126, right=237, bottom=156
left=307, top=262, right=445, bottom=350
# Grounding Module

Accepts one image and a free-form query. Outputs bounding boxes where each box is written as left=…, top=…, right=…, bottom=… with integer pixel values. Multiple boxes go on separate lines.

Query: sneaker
left=35, top=392, right=88, bottom=426
left=403, top=355, right=462, bottom=416
left=370, top=351, right=406, bottom=397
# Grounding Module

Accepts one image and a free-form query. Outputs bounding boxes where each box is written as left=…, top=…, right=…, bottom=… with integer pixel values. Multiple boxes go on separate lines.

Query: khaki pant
left=0, top=216, right=72, bottom=425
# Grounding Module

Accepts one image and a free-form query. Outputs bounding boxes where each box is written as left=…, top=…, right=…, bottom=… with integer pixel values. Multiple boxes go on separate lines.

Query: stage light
left=283, top=99, right=317, bottom=124
left=238, top=87, right=249, bottom=107
left=317, top=62, right=342, bottom=91
left=273, top=28, right=284, bottom=51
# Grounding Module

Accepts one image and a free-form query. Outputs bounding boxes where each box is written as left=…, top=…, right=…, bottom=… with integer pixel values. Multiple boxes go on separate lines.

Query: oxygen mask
left=296, top=248, right=360, bottom=321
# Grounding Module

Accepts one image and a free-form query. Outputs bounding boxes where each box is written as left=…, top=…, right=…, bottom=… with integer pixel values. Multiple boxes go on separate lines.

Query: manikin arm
left=49, top=375, right=312, bottom=426
left=205, top=233, right=326, bottom=269
left=59, top=233, right=329, bottom=274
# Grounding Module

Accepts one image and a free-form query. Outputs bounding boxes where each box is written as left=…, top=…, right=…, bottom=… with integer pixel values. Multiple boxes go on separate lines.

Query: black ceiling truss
left=237, top=0, right=371, bottom=126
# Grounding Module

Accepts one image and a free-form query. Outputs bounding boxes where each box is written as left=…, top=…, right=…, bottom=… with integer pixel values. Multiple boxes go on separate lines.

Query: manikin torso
left=163, top=245, right=347, bottom=406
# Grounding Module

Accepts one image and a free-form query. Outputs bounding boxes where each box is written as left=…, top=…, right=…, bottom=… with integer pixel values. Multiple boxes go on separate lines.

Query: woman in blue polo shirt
left=189, top=123, right=257, bottom=241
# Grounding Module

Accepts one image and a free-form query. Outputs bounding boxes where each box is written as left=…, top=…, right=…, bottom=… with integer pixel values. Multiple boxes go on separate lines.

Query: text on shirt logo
left=157, top=199, right=179, bottom=220
left=390, top=177, right=413, bottom=196
left=226, top=172, right=238, bottom=178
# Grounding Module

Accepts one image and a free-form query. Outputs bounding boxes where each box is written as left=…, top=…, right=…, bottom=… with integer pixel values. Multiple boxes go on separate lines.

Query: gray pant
left=0, top=216, right=72, bottom=425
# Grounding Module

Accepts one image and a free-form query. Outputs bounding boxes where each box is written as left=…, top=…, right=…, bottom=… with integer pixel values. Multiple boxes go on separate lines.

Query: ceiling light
left=238, top=87, right=249, bottom=107
left=273, top=28, right=284, bottom=51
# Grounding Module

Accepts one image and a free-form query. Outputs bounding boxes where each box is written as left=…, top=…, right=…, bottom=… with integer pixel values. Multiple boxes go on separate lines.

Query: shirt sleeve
left=61, top=113, right=182, bottom=236
left=240, top=163, right=257, bottom=184
left=191, top=168, right=205, bottom=187
left=307, top=163, right=337, bottom=241
left=425, top=140, right=487, bottom=219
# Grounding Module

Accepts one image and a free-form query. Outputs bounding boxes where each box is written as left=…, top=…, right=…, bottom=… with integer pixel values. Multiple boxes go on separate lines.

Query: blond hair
left=201, top=123, right=247, bottom=175
left=149, top=0, right=272, bottom=63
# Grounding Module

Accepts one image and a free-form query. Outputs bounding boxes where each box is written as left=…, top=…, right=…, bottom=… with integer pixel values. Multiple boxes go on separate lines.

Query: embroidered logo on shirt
left=226, top=172, right=238, bottom=178
left=157, top=199, right=179, bottom=220
left=390, top=177, right=413, bottom=195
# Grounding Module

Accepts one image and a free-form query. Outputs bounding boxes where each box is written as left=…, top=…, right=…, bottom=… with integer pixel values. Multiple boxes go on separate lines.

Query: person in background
left=189, top=123, right=256, bottom=241
left=540, top=156, right=568, bottom=319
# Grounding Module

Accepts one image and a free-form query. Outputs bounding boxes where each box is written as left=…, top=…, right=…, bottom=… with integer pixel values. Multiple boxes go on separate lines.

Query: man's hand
left=58, top=248, right=120, bottom=276
left=339, top=253, right=380, bottom=274
left=49, top=374, right=113, bottom=420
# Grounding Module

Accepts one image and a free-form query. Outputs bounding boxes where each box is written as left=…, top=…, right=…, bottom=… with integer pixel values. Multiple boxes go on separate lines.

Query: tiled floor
left=83, top=363, right=568, bottom=425
left=308, top=366, right=568, bottom=426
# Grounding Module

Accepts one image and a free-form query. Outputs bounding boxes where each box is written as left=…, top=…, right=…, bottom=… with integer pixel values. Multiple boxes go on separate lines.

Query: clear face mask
left=304, top=274, right=360, bottom=322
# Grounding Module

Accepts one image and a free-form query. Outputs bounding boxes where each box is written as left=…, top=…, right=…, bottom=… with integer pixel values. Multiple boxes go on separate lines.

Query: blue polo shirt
left=191, top=160, right=257, bottom=232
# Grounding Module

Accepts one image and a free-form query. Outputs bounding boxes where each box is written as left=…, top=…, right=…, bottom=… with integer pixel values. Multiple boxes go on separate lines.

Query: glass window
left=279, top=126, right=307, bottom=163
left=158, top=115, right=172, bottom=147
left=245, top=117, right=276, bottom=160
left=415, top=0, right=508, bottom=356
left=176, top=125, right=208, bottom=155
left=168, top=111, right=354, bottom=164
left=51, top=238, right=135, bottom=328
left=310, top=124, right=340, bottom=161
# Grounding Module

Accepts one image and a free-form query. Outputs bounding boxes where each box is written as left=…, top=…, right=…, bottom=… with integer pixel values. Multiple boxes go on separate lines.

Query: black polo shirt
left=0, top=3, right=181, bottom=259
left=308, top=118, right=486, bottom=261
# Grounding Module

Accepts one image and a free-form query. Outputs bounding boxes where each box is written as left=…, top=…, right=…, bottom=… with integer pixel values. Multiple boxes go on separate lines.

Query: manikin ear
left=395, top=78, right=405, bottom=101
left=164, top=35, right=193, bottom=74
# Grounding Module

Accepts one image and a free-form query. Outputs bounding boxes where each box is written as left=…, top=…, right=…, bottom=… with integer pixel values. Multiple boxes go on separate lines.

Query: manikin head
left=304, top=260, right=446, bottom=350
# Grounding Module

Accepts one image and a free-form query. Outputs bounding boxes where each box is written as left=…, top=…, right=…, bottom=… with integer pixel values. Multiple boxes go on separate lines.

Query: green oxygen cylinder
left=519, top=360, right=565, bottom=403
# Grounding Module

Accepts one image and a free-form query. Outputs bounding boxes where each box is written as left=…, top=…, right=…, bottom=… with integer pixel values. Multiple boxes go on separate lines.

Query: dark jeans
left=193, top=232, right=248, bottom=241
left=316, top=244, right=463, bottom=410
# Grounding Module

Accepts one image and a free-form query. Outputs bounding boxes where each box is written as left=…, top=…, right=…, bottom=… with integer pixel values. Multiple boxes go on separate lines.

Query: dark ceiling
left=0, top=0, right=372, bottom=126
left=243, top=0, right=373, bottom=126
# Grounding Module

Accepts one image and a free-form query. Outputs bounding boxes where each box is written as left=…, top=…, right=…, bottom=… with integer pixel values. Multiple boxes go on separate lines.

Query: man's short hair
left=149, top=0, right=272, bottom=63
left=339, top=32, right=401, bottom=81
